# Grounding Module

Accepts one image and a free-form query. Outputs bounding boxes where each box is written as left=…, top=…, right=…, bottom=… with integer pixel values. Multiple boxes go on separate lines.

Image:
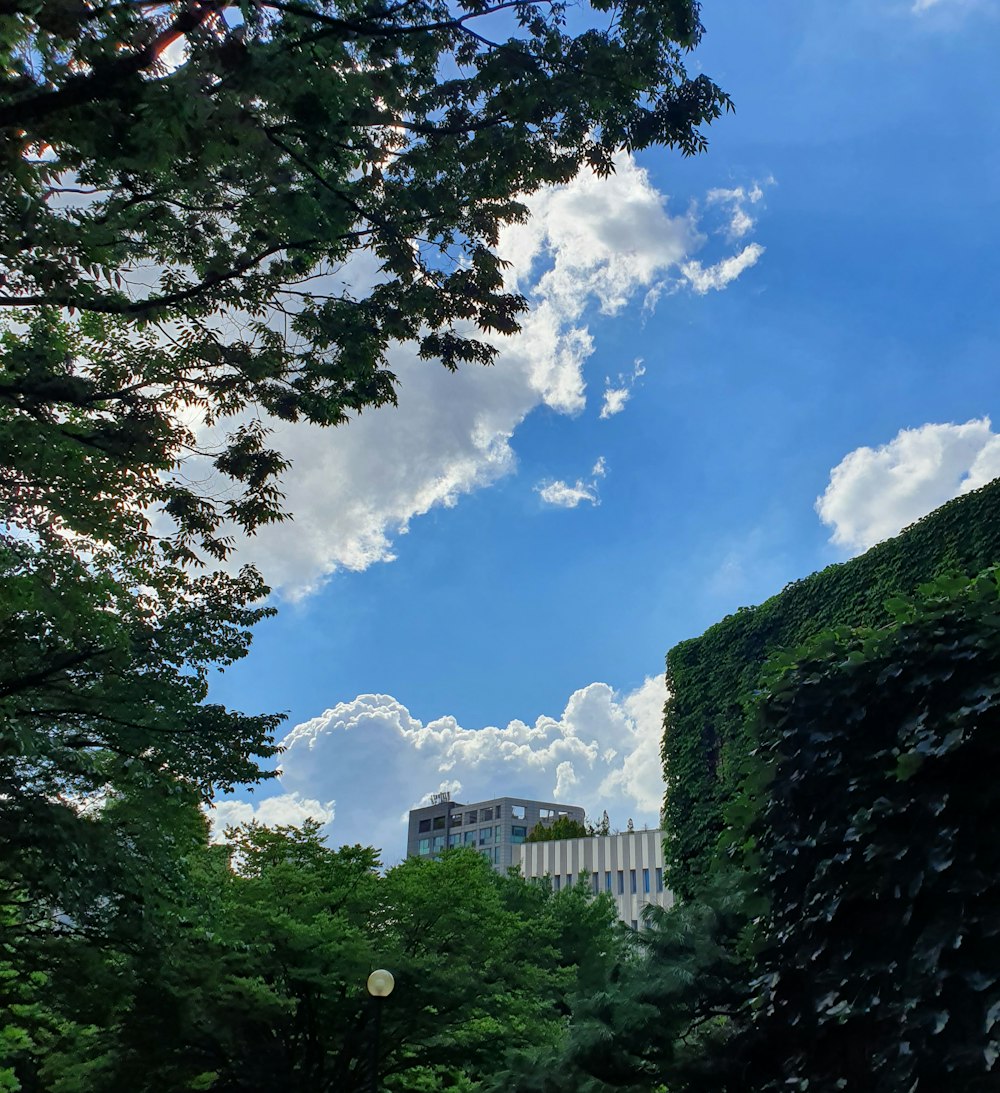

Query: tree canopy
left=2, top=0, right=729, bottom=562
left=2, top=819, right=628, bottom=1092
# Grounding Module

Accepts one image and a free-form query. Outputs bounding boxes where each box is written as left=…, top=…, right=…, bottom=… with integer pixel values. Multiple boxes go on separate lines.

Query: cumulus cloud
left=816, top=417, right=1000, bottom=553
left=536, top=456, right=607, bottom=508
left=211, top=676, right=669, bottom=859
left=600, top=358, right=646, bottom=420
left=210, top=158, right=767, bottom=597
left=211, top=791, right=335, bottom=835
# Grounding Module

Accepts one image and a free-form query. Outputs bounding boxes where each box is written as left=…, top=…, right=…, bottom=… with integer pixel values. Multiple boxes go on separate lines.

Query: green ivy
left=663, top=476, right=1000, bottom=898
left=721, top=568, right=1000, bottom=1091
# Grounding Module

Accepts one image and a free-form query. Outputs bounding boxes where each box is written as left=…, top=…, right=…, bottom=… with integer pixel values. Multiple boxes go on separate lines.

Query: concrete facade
left=518, top=828, right=672, bottom=928
left=406, top=794, right=586, bottom=873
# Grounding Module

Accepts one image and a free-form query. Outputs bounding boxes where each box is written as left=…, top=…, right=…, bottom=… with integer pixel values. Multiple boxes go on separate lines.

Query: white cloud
left=211, top=676, right=669, bottom=858
left=816, top=417, right=1000, bottom=553
left=706, top=181, right=769, bottom=240
left=210, top=791, right=335, bottom=837
left=536, top=479, right=600, bottom=508
left=681, top=243, right=766, bottom=294
left=211, top=159, right=767, bottom=597
left=600, top=358, right=646, bottom=420
left=536, top=455, right=607, bottom=508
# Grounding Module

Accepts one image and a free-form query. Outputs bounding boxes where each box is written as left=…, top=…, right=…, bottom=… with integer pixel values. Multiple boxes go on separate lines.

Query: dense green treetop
left=526, top=814, right=590, bottom=842
left=2, top=814, right=628, bottom=1093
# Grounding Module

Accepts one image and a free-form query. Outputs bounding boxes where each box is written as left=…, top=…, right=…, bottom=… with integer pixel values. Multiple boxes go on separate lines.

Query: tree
left=12, top=818, right=628, bottom=1093
left=490, top=873, right=753, bottom=1093
left=1, top=0, right=729, bottom=562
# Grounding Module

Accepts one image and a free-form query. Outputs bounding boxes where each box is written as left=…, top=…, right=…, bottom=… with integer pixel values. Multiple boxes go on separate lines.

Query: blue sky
left=210, top=0, right=1000, bottom=859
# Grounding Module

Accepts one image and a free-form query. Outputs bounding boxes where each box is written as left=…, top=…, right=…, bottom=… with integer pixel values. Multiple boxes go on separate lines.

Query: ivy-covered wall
left=662, top=476, right=1000, bottom=898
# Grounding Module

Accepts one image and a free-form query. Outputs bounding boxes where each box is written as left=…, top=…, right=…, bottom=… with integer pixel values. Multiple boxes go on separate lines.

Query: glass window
left=464, top=830, right=477, bottom=845
left=655, top=867, right=664, bottom=893
left=479, top=826, right=492, bottom=845
left=432, top=815, right=446, bottom=830
left=418, top=838, right=430, bottom=855
left=539, top=808, right=555, bottom=820
left=511, top=825, right=527, bottom=844
left=512, top=804, right=526, bottom=819
left=631, top=919, right=639, bottom=931
left=466, top=811, right=478, bottom=824
left=566, top=874, right=572, bottom=888
left=432, top=836, right=445, bottom=852
left=452, top=812, right=462, bottom=826
left=418, top=818, right=431, bottom=833
left=448, top=833, right=460, bottom=847
left=480, top=807, right=493, bottom=822
left=495, top=804, right=502, bottom=817
left=591, top=872, right=599, bottom=894
left=630, top=869, right=637, bottom=894
left=605, top=871, right=612, bottom=892
left=617, top=870, right=625, bottom=894
left=643, top=868, right=650, bottom=894
left=495, top=828, right=501, bottom=843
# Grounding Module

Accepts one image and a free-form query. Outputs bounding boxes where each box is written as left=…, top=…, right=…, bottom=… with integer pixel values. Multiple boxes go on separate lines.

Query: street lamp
left=366, top=969, right=395, bottom=1093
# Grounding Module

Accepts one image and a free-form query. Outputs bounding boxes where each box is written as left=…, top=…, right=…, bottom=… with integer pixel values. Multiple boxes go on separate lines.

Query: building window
left=432, top=815, right=446, bottom=830
left=617, top=870, right=624, bottom=894
left=591, top=872, right=599, bottom=894
left=566, top=874, right=572, bottom=888
left=466, top=811, right=478, bottom=824
left=495, top=828, right=502, bottom=843
left=481, top=847, right=493, bottom=862
left=418, top=818, right=431, bottom=833
left=479, top=827, right=493, bottom=845
left=451, top=812, right=462, bottom=826
left=495, top=804, right=501, bottom=817
left=643, top=868, right=650, bottom=894
left=480, top=807, right=493, bottom=822
left=448, top=833, right=460, bottom=848
left=631, top=919, right=639, bottom=931
left=511, top=825, right=527, bottom=844
left=512, top=804, right=526, bottom=820
left=464, top=830, right=477, bottom=845
left=655, top=867, right=664, bottom=893
left=539, top=808, right=556, bottom=821
left=418, top=838, right=430, bottom=855
left=630, top=869, right=637, bottom=894
left=432, top=836, right=445, bottom=853
left=605, top=871, right=612, bottom=892
left=553, top=875, right=561, bottom=891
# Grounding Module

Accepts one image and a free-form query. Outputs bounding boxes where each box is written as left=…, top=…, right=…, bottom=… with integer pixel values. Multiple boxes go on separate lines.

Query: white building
left=518, top=828, right=673, bottom=929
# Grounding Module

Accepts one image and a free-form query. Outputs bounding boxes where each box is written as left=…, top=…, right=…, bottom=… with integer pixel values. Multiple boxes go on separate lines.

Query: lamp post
left=366, top=969, right=395, bottom=1093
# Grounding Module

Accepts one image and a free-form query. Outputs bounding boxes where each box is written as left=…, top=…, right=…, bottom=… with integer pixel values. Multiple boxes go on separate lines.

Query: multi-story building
left=406, top=792, right=586, bottom=873
left=518, top=827, right=672, bottom=929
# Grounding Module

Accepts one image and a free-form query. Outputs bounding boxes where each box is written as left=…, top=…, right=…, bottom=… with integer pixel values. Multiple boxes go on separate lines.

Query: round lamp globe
left=367, top=969, right=395, bottom=998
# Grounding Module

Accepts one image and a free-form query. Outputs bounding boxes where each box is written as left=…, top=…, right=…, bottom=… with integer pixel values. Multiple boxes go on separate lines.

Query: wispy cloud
left=681, top=243, right=766, bottom=294
left=600, top=358, right=647, bottom=420
left=536, top=456, right=607, bottom=508
left=705, top=179, right=772, bottom=241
